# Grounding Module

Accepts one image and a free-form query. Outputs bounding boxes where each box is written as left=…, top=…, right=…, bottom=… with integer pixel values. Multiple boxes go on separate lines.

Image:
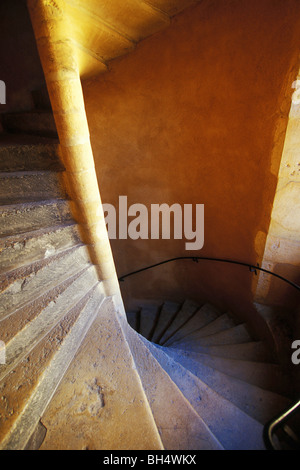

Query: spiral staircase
left=0, top=103, right=298, bottom=450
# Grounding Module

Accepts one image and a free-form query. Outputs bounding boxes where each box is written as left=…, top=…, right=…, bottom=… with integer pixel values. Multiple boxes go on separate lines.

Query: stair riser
left=0, top=200, right=73, bottom=237
left=0, top=224, right=81, bottom=274
left=0, top=172, right=67, bottom=204
left=0, top=143, right=62, bottom=172
left=159, top=300, right=199, bottom=345
left=0, top=245, right=91, bottom=321
left=173, top=324, right=252, bottom=348
left=1, top=113, right=57, bottom=138
left=0, top=270, right=84, bottom=344
left=164, top=304, right=221, bottom=346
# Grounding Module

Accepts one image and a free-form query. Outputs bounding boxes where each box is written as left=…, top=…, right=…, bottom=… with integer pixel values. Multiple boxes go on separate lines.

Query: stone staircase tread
left=0, top=268, right=85, bottom=345
left=123, top=324, right=223, bottom=450
left=172, top=323, right=252, bottom=348
left=139, top=304, right=160, bottom=340
left=0, top=244, right=91, bottom=321
left=0, top=284, right=106, bottom=450
left=163, top=347, right=291, bottom=425
left=159, top=299, right=200, bottom=345
left=1, top=111, right=57, bottom=138
left=163, top=303, right=222, bottom=346
left=126, top=311, right=139, bottom=331
left=0, top=171, right=67, bottom=205
left=0, top=265, right=100, bottom=383
left=143, top=338, right=265, bottom=450
left=0, top=138, right=62, bottom=172
left=170, top=340, right=274, bottom=362
left=0, top=222, right=81, bottom=274
left=151, top=300, right=181, bottom=344
left=37, top=299, right=165, bottom=451
left=184, top=313, right=237, bottom=340
left=0, top=199, right=73, bottom=237
left=175, top=351, right=294, bottom=397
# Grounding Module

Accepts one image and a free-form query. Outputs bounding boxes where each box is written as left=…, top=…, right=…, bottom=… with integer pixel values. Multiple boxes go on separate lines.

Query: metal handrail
left=118, top=256, right=300, bottom=293
left=263, top=399, right=300, bottom=450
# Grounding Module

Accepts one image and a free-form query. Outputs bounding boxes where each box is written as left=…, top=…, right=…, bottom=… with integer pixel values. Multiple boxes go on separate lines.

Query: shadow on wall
left=0, top=0, right=45, bottom=114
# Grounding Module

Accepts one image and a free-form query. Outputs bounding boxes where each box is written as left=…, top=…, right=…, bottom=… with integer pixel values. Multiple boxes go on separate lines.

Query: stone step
left=173, top=323, right=252, bottom=348
left=139, top=304, right=160, bottom=340
left=126, top=310, right=139, bottom=331
left=0, top=223, right=81, bottom=274
left=31, top=86, right=52, bottom=111
left=144, top=339, right=265, bottom=450
left=0, top=137, right=62, bottom=172
left=0, top=283, right=105, bottom=450
left=183, top=313, right=237, bottom=340
left=123, top=324, right=223, bottom=450
left=0, top=265, right=100, bottom=382
left=0, top=244, right=91, bottom=322
left=171, top=340, right=273, bottom=362
left=0, top=200, right=73, bottom=237
left=164, top=303, right=221, bottom=346
left=37, top=299, right=164, bottom=451
left=0, top=171, right=67, bottom=204
left=178, top=351, right=294, bottom=397
left=1, top=111, right=57, bottom=138
left=164, top=347, right=291, bottom=425
left=151, top=301, right=181, bottom=344
left=0, top=269, right=84, bottom=346
left=159, top=299, right=200, bottom=345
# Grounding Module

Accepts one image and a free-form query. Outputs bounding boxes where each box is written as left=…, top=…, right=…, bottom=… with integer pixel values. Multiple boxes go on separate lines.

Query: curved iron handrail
left=263, top=399, right=300, bottom=450
left=118, top=256, right=300, bottom=293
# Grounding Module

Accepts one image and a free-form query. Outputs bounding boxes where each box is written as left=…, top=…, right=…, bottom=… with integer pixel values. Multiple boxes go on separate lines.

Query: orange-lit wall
left=83, top=0, right=300, bottom=333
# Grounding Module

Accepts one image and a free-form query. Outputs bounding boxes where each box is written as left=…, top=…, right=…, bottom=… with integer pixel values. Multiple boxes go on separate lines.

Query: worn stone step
left=164, top=347, right=291, bottom=425
left=164, top=303, right=221, bottom=346
left=144, top=339, right=265, bottom=450
left=0, top=223, right=81, bottom=274
left=0, top=269, right=84, bottom=346
left=123, top=324, right=223, bottom=450
left=1, top=111, right=57, bottom=138
left=171, top=340, right=273, bottom=362
left=0, top=137, right=62, bottom=172
left=184, top=313, right=237, bottom=340
left=0, top=283, right=105, bottom=450
left=0, top=199, right=73, bottom=237
left=178, top=352, right=294, bottom=397
left=139, top=304, right=160, bottom=340
left=31, top=86, right=52, bottom=111
left=0, top=244, right=91, bottom=321
left=173, top=323, right=252, bottom=348
left=0, top=265, right=100, bottom=382
left=126, top=310, right=139, bottom=331
left=37, top=299, right=164, bottom=451
left=0, top=171, right=67, bottom=204
left=159, top=299, right=200, bottom=345
left=151, top=301, right=181, bottom=344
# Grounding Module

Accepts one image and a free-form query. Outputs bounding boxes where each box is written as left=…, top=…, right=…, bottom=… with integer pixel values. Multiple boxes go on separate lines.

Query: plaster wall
left=82, top=0, right=300, bottom=327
